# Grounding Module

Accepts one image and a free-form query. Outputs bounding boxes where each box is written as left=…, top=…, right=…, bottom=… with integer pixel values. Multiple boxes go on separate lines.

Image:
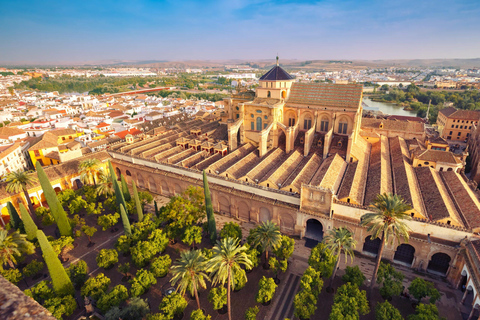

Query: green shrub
left=1, top=268, right=22, bottom=284
left=256, top=276, right=277, bottom=304
left=81, top=273, right=111, bottom=300
left=190, top=309, right=211, bottom=320
left=148, top=229, right=169, bottom=253
left=22, top=259, right=45, bottom=278
left=130, top=269, right=157, bottom=297
left=342, top=265, right=366, bottom=287
left=300, top=266, right=323, bottom=296
left=208, top=286, right=227, bottom=310
left=150, top=255, right=172, bottom=278
left=378, top=262, right=404, bottom=300
left=273, top=235, right=295, bottom=260
left=49, top=236, right=74, bottom=256
left=115, top=235, right=132, bottom=253
left=35, top=207, right=54, bottom=226
left=25, top=280, right=54, bottom=303
left=375, top=301, right=404, bottom=320
left=219, top=222, right=242, bottom=240
left=97, top=284, right=129, bottom=313
left=44, top=294, right=77, bottom=319
left=131, top=241, right=156, bottom=267
left=245, top=306, right=259, bottom=320
left=408, top=278, right=441, bottom=304
left=96, top=249, right=118, bottom=269
left=159, top=292, right=188, bottom=319
left=105, top=297, right=150, bottom=320
left=233, top=267, right=247, bottom=291
left=67, top=260, right=89, bottom=288
left=294, top=290, right=317, bottom=320
left=97, top=212, right=120, bottom=231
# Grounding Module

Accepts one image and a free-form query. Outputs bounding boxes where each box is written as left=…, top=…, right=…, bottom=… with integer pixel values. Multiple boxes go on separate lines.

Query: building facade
left=437, top=107, right=480, bottom=141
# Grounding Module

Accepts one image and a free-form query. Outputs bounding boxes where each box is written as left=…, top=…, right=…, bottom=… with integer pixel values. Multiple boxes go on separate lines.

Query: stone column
left=285, top=128, right=294, bottom=153
left=259, top=130, right=268, bottom=157
left=228, top=127, right=238, bottom=151
left=462, top=285, right=470, bottom=304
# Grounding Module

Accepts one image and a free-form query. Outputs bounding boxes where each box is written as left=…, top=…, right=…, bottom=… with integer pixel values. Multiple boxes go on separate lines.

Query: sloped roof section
left=259, top=66, right=295, bottom=81
left=287, top=83, right=363, bottom=108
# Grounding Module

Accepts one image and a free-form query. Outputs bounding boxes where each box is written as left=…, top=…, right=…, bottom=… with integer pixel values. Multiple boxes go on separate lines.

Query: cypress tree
left=121, top=175, right=131, bottom=202
left=203, top=170, right=217, bottom=243
left=35, top=162, right=72, bottom=236
left=108, top=160, right=117, bottom=183
left=37, top=230, right=74, bottom=296
left=7, top=201, right=22, bottom=232
left=109, top=160, right=127, bottom=213
left=19, top=203, right=37, bottom=241
left=120, top=204, right=131, bottom=236
left=113, top=177, right=127, bottom=213
left=154, top=200, right=159, bottom=218
left=132, top=181, right=143, bottom=222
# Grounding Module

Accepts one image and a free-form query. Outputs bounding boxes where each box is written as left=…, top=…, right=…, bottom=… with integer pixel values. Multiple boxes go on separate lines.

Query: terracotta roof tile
left=287, top=83, right=362, bottom=108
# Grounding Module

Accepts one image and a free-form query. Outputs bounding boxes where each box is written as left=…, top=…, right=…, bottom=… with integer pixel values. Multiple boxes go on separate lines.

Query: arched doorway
left=54, top=187, right=62, bottom=194
left=305, top=219, right=323, bottom=241
left=116, top=167, right=121, bottom=181
left=160, top=180, right=169, bottom=196
left=259, top=207, right=271, bottom=222
left=427, top=252, right=451, bottom=275
left=363, top=236, right=381, bottom=256
left=74, top=179, right=82, bottom=190
left=393, top=244, right=415, bottom=265
left=137, top=174, right=145, bottom=189
left=126, top=170, right=132, bottom=183
left=174, top=183, right=181, bottom=195
left=219, top=196, right=230, bottom=215
left=280, top=213, right=294, bottom=232
left=30, top=195, right=40, bottom=206
left=148, top=176, right=157, bottom=193
left=238, top=201, right=250, bottom=221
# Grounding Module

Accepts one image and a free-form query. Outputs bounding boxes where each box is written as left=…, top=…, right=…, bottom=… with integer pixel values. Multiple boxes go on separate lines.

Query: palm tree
left=250, top=221, right=281, bottom=264
left=205, top=237, right=252, bottom=320
left=95, top=171, right=113, bottom=197
left=170, top=250, right=210, bottom=310
left=324, top=227, right=357, bottom=289
left=5, top=170, right=38, bottom=221
left=79, top=159, right=101, bottom=186
left=361, top=193, right=411, bottom=291
left=0, top=228, right=34, bottom=270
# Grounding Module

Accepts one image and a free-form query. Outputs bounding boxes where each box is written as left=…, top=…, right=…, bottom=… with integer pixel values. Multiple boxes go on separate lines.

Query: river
left=363, top=97, right=417, bottom=117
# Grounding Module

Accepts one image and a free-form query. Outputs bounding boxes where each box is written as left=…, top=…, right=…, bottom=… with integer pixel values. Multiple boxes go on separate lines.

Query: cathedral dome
left=259, top=58, right=295, bottom=81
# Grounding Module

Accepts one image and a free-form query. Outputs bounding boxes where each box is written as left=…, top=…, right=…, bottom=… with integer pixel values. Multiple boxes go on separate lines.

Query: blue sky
left=1, top=0, right=479, bottom=63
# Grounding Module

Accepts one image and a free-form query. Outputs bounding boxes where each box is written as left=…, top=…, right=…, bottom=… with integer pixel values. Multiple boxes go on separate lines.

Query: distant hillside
left=2, top=58, right=480, bottom=70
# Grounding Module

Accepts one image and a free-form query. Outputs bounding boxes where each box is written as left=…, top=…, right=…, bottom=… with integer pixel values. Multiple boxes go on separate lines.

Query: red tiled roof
left=287, top=83, right=363, bottom=109
left=387, top=115, right=426, bottom=123
left=114, top=128, right=142, bottom=139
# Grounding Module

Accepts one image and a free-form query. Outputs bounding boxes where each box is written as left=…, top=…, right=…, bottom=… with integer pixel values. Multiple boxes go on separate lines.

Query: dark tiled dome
left=259, top=65, right=295, bottom=81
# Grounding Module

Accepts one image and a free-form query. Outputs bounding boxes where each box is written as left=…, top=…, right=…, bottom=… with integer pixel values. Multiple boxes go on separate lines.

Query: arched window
left=267, top=91, right=271, bottom=98
left=338, top=121, right=348, bottom=134
left=304, top=115, right=312, bottom=130
left=256, top=117, right=262, bottom=131
left=282, top=91, right=286, bottom=99
left=320, top=117, right=329, bottom=132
